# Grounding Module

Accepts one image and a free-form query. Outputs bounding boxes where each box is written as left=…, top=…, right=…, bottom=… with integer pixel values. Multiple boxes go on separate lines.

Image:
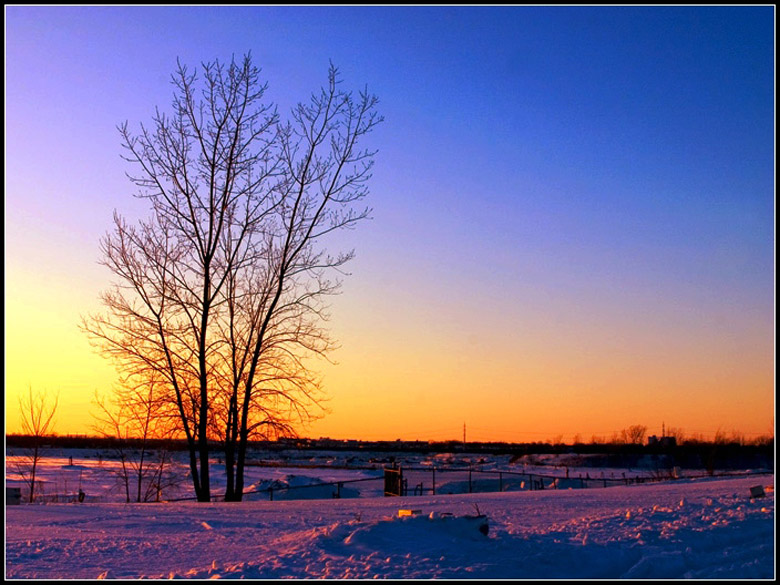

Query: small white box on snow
left=398, top=509, right=423, bottom=517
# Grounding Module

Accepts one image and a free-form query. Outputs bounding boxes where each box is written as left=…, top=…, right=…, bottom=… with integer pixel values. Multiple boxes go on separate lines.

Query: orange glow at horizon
left=5, top=260, right=775, bottom=445
left=6, top=7, right=775, bottom=447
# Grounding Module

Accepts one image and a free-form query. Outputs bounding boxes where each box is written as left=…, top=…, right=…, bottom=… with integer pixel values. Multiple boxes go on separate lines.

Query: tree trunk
left=29, top=445, right=38, bottom=503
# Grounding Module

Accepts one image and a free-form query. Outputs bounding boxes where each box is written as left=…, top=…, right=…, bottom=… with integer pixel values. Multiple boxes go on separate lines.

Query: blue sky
left=5, top=6, right=775, bottom=441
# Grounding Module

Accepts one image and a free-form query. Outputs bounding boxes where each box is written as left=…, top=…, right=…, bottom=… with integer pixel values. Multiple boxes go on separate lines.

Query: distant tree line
left=8, top=431, right=773, bottom=457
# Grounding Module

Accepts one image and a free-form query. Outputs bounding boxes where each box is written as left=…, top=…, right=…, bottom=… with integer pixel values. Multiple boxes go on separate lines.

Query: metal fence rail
left=395, top=466, right=657, bottom=496
left=167, top=475, right=383, bottom=502
left=164, top=467, right=772, bottom=502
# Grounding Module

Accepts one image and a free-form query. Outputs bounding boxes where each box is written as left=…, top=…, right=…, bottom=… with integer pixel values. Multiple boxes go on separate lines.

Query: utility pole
left=463, top=422, right=466, bottom=445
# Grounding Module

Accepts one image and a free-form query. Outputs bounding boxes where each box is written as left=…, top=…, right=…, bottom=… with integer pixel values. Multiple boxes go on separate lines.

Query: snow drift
left=5, top=474, right=774, bottom=579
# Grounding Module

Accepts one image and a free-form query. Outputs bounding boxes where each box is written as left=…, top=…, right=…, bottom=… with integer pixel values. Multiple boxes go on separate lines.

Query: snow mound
left=343, top=512, right=489, bottom=548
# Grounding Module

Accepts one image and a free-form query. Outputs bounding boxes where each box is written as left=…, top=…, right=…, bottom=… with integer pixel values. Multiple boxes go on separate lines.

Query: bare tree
left=92, top=376, right=178, bottom=502
left=84, top=53, right=381, bottom=502
left=14, top=387, right=59, bottom=503
left=666, top=426, right=686, bottom=445
left=621, top=424, right=648, bottom=445
left=713, top=427, right=729, bottom=445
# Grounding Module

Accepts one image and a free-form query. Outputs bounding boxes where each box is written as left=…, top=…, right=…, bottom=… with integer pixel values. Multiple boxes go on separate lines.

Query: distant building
left=647, top=435, right=677, bottom=448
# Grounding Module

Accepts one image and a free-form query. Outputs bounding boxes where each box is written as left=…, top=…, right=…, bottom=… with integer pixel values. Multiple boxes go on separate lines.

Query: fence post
left=499, top=472, right=503, bottom=492
left=432, top=468, right=436, bottom=496
left=384, top=465, right=404, bottom=497
left=529, top=474, right=533, bottom=491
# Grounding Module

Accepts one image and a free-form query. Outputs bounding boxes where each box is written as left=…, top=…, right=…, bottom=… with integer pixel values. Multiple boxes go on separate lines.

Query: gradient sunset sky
left=5, top=6, right=775, bottom=443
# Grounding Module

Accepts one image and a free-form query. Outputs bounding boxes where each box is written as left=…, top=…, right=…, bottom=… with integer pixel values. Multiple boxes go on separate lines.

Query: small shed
left=7, top=486, right=22, bottom=505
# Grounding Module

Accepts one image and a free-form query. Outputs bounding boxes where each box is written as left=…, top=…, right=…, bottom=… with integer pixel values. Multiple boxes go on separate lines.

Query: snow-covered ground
left=4, top=449, right=774, bottom=579
left=5, top=447, right=728, bottom=504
